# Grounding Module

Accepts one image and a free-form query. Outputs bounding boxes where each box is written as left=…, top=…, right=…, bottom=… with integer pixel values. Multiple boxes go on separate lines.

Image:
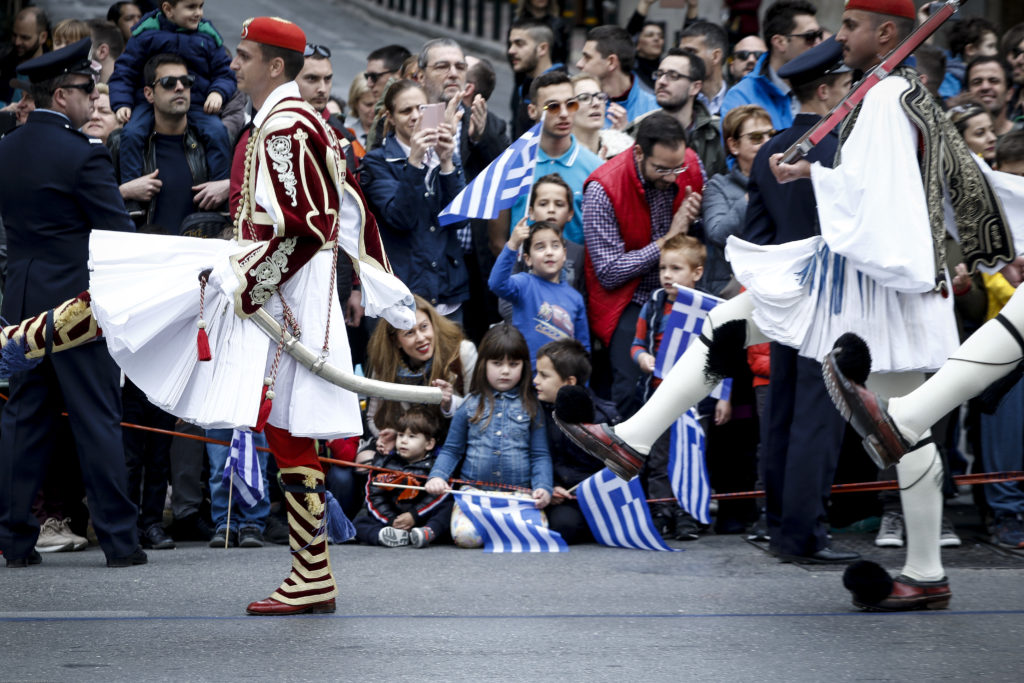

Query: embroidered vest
left=838, top=65, right=1013, bottom=287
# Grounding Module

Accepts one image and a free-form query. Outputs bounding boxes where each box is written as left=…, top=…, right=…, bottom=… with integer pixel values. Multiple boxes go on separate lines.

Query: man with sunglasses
left=109, top=53, right=230, bottom=232
left=506, top=70, right=602, bottom=246
left=728, top=36, right=768, bottom=85
left=297, top=44, right=363, bottom=166
left=720, top=0, right=822, bottom=131
left=0, top=39, right=144, bottom=569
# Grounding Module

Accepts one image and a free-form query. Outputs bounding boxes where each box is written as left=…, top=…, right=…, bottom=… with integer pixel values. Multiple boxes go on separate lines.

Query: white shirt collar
left=253, top=81, right=301, bottom=128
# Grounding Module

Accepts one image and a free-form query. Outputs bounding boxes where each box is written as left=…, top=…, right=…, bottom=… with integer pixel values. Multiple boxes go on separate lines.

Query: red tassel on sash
left=254, top=383, right=274, bottom=433
left=196, top=325, right=212, bottom=361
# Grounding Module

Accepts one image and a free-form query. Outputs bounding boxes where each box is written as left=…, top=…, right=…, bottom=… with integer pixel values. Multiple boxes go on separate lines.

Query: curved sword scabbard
left=251, top=309, right=443, bottom=404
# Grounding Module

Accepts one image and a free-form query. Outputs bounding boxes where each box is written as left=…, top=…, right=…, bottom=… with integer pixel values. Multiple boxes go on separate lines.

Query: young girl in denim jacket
left=425, top=324, right=553, bottom=509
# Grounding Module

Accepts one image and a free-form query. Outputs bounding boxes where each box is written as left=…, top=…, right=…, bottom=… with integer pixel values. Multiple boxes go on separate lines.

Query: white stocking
left=614, top=292, right=769, bottom=454
left=868, top=372, right=944, bottom=581
left=889, top=286, right=1024, bottom=443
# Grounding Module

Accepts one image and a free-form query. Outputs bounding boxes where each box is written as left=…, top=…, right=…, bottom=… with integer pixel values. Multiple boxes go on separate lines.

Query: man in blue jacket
left=720, top=0, right=823, bottom=130
left=0, top=40, right=143, bottom=569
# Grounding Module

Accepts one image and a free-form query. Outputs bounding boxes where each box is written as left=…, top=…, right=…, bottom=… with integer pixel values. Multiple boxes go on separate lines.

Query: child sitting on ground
left=108, top=0, right=234, bottom=184
left=425, top=324, right=553, bottom=547
left=489, top=217, right=589, bottom=367
left=354, top=406, right=453, bottom=548
left=533, top=339, right=619, bottom=544
left=631, top=234, right=715, bottom=541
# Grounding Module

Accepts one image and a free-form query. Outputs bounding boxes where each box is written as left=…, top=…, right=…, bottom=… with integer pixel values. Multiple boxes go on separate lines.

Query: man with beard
left=634, top=48, right=725, bottom=176
left=1, top=7, right=51, bottom=104
left=728, top=35, right=768, bottom=85
left=508, top=17, right=563, bottom=138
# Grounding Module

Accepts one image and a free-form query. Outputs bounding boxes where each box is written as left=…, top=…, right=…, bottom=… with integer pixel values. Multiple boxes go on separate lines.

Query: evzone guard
left=1, top=17, right=438, bottom=615
left=557, top=0, right=1024, bottom=611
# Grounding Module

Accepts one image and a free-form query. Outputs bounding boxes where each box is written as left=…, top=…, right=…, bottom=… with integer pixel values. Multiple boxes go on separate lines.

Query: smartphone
left=418, top=103, right=445, bottom=131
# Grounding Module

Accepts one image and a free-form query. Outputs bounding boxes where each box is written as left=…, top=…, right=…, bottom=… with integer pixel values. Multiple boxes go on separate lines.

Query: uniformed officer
left=742, top=37, right=858, bottom=563
left=0, top=39, right=143, bottom=568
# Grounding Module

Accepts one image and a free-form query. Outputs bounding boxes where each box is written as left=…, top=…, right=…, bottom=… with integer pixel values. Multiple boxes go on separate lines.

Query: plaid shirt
left=582, top=158, right=678, bottom=306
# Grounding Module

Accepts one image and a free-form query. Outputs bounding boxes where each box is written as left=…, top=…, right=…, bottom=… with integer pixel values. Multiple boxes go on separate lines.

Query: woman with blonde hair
left=346, top=73, right=375, bottom=150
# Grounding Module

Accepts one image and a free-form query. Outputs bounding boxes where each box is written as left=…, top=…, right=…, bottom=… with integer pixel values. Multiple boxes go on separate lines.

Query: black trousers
left=608, top=303, right=643, bottom=418
left=0, top=343, right=138, bottom=559
left=122, top=380, right=176, bottom=529
left=763, top=344, right=845, bottom=557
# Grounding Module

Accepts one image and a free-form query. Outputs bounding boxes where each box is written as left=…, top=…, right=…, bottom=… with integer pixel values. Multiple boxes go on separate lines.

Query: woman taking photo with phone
left=360, top=80, right=471, bottom=324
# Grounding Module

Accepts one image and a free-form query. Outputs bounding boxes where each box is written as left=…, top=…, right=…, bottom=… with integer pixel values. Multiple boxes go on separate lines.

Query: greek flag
left=653, top=285, right=723, bottom=379
left=670, top=409, right=711, bottom=524
left=222, top=428, right=264, bottom=509
left=576, top=469, right=678, bottom=551
left=452, top=491, right=567, bottom=553
left=438, top=122, right=542, bottom=225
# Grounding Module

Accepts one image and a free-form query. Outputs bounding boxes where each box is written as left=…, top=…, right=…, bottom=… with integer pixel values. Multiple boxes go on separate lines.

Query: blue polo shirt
left=510, top=135, right=603, bottom=245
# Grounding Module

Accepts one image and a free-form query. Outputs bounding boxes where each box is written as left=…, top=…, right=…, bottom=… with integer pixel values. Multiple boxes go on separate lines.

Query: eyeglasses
left=574, top=91, right=609, bottom=105
left=365, top=69, right=395, bottom=84
left=648, top=161, right=688, bottom=176
left=734, top=50, right=765, bottom=61
left=304, top=44, right=331, bottom=58
left=738, top=129, right=776, bottom=144
left=152, top=74, right=196, bottom=90
left=542, top=98, right=580, bottom=114
left=58, top=80, right=96, bottom=95
left=652, top=69, right=693, bottom=82
left=787, top=29, right=824, bottom=45
left=428, top=61, right=468, bottom=74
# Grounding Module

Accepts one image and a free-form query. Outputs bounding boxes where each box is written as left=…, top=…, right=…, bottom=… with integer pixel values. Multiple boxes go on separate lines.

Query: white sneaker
left=35, top=517, right=74, bottom=553
left=59, top=518, right=89, bottom=551
left=875, top=511, right=905, bottom=548
left=939, top=516, right=962, bottom=548
left=378, top=527, right=410, bottom=547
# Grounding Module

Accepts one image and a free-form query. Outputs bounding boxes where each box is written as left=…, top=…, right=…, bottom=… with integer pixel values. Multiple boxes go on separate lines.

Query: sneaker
left=170, top=513, right=214, bottom=542
left=674, top=511, right=700, bottom=541
left=747, top=514, right=770, bottom=542
left=238, top=526, right=265, bottom=548
left=991, top=514, right=1024, bottom=549
left=35, top=518, right=74, bottom=553
left=875, top=511, right=905, bottom=548
left=264, top=513, right=290, bottom=545
left=651, top=513, right=674, bottom=539
left=142, top=523, right=176, bottom=550
left=378, top=526, right=410, bottom=547
left=209, top=527, right=238, bottom=548
left=58, top=518, right=89, bottom=551
left=409, top=527, right=435, bottom=548
left=939, top=516, right=961, bottom=548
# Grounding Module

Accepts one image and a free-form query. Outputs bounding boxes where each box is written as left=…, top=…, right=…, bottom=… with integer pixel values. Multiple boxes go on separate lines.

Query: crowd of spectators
left=1, top=0, right=1023, bottom=554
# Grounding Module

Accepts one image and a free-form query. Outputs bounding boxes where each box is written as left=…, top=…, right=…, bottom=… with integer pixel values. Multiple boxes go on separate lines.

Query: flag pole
left=521, top=110, right=545, bottom=219
left=225, top=468, right=234, bottom=549
left=370, top=481, right=530, bottom=501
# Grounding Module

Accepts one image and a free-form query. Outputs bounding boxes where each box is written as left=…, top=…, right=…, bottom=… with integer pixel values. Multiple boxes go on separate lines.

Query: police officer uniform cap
left=17, top=38, right=94, bottom=84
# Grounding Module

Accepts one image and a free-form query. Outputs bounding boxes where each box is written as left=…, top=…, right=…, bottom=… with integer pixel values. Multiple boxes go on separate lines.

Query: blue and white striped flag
left=222, top=428, right=264, bottom=509
left=576, top=468, right=679, bottom=551
left=653, top=285, right=723, bottom=379
left=438, top=122, right=542, bottom=226
left=670, top=408, right=711, bottom=524
left=452, top=491, right=567, bottom=553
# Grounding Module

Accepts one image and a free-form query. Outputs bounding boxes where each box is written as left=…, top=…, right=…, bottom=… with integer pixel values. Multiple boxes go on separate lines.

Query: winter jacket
left=543, top=388, right=620, bottom=488
left=359, top=134, right=470, bottom=307
left=365, top=451, right=449, bottom=525
left=702, top=165, right=749, bottom=297
left=108, top=9, right=236, bottom=112
left=719, top=53, right=793, bottom=131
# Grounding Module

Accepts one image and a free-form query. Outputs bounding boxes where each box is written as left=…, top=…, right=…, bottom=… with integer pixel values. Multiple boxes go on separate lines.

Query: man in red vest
left=582, top=111, right=703, bottom=415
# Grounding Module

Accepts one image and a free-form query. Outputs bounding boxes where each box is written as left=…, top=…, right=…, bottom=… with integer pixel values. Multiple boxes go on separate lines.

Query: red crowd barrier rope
left=3, top=392, right=1021, bottom=502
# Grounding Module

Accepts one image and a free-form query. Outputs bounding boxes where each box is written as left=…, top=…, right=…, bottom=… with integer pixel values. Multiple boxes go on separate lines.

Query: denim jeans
left=981, top=379, right=1024, bottom=517
left=206, top=429, right=270, bottom=531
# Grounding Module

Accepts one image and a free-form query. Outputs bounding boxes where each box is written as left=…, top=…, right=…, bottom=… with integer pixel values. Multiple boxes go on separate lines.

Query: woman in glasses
left=701, top=105, right=773, bottom=298
left=571, top=73, right=634, bottom=160
left=359, top=80, right=470, bottom=323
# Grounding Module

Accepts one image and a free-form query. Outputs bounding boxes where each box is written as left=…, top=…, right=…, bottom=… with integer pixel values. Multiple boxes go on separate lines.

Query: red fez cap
left=240, top=17, right=306, bottom=53
left=843, top=0, right=916, bottom=21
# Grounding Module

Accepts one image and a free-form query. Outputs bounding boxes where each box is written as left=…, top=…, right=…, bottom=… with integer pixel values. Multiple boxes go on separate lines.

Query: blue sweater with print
left=488, top=244, right=590, bottom=367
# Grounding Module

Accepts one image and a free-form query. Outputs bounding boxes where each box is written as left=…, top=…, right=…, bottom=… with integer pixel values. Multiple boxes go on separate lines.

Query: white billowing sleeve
left=810, top=76, right=936, bottom=293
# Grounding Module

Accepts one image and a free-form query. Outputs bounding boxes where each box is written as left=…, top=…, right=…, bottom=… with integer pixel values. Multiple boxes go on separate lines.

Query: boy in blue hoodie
left=108, top=0, right=234, bottom=187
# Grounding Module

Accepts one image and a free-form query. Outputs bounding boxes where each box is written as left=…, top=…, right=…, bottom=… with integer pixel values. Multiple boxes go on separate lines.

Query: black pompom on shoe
left=704, top=320, right=749, bottom=384
left=843, top=560, right=894, bottom=605
left=831, top=333, right=872, bottom=385
left=554, top=385, right=594, bottom=424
